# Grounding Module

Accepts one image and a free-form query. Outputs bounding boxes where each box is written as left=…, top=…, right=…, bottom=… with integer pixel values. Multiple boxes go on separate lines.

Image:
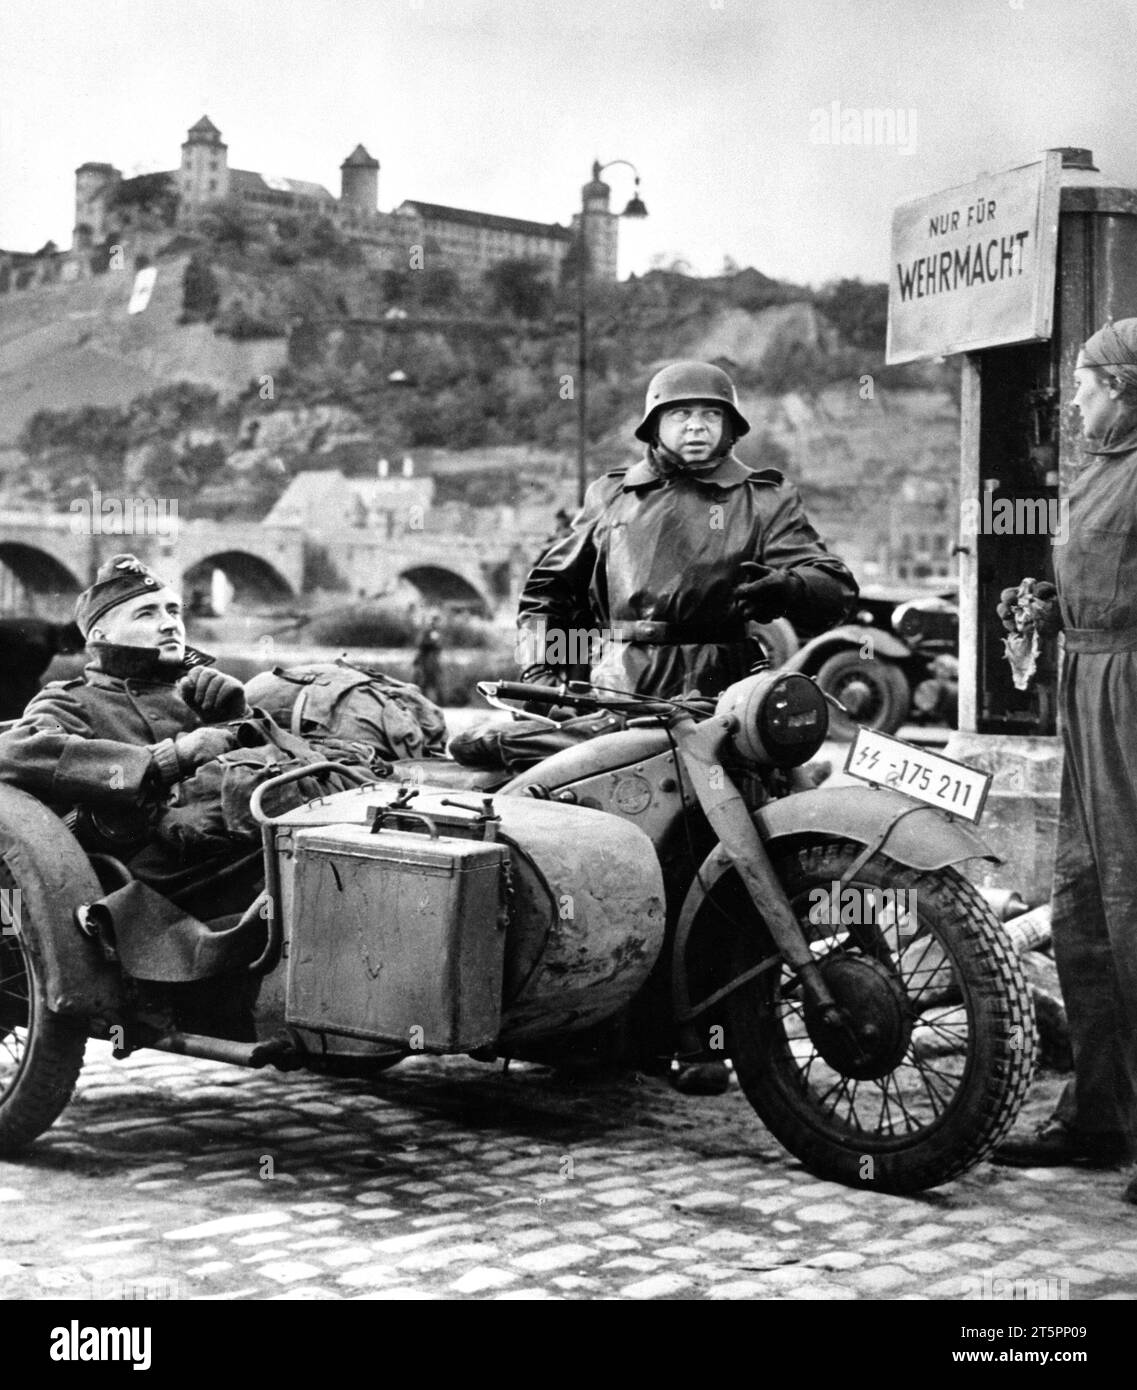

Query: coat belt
left=608, top=619, right=747, bottom=645
left=1064, top=625, right=1137, bottom=653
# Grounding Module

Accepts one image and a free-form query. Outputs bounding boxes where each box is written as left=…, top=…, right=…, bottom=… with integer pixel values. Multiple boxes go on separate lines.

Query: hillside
left=1, top=228, right=961, bottom=580
left=0, top=250, right=287, bottom=453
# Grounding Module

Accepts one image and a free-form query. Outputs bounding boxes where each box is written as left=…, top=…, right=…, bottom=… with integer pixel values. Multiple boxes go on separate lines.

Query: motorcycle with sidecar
left=0, top=666, right=1035, bottom=1193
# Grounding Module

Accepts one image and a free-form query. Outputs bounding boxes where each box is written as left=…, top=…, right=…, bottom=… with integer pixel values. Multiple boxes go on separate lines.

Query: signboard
left=127, top=266, right=157, bottom=315
left=886, top=152, right=1061, bottom=363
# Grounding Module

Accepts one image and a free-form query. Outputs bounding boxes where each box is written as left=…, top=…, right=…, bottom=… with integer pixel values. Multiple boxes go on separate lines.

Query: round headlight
left=715, top=670, right=829, bottom=767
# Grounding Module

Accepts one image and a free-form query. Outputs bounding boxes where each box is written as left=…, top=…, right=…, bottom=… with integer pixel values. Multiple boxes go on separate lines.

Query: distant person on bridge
left=411, top=610, right=445, bottom=705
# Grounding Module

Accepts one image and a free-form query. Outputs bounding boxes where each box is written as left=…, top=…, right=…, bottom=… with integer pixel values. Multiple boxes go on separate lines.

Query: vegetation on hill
left=10, top=212, right=952, bottom=519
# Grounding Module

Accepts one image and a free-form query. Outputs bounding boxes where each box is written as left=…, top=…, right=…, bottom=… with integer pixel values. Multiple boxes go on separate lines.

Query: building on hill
left=392, top=200, right=572, bottom=283
left=67, top=116, right=606, bottom=286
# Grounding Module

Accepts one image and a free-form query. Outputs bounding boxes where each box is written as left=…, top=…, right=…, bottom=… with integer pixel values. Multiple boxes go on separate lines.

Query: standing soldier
left=412, top=609, right=445, bottom=706
left=519, top=361, right=856, bottom=696
left=516, top=360, right=858, bottom=1090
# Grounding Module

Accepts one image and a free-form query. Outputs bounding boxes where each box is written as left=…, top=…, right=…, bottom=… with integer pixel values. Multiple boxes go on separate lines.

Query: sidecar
left=0, top=753, right=668, bottom=1154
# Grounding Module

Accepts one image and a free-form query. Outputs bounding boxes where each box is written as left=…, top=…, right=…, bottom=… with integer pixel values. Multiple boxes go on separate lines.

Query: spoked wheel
left=0, top=887, right=87, bottom=1155
left=722, top=839, right=1036, bottom=1193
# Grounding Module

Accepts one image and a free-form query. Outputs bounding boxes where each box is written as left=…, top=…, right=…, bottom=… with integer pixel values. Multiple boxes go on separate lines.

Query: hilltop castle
left=70, top=115, right=620, bottom=284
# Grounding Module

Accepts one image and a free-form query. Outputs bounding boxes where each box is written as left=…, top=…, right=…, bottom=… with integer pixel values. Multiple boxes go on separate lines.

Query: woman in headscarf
left=996, top=318, right=1137, bottom=1201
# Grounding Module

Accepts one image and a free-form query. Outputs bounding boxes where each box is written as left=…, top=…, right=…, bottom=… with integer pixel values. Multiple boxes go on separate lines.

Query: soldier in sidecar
left=0, top=553, right=263, bottom=932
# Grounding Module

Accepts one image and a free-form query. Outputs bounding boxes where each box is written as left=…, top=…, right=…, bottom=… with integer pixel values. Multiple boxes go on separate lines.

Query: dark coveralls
left=518, top=452, right=857, bottom=697
left=1050, top=445, right=1137, bottom=1149
left=0, top=654, right=261, bottom=924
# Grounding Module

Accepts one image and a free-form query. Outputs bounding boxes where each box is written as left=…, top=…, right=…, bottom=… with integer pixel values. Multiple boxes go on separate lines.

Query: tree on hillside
left=199, top=198, right=255, bottom=253
left=17, top=404, right=130, bottom=501
left=107, top=172, right=180, bottom=228
left=817, top=278, right=889, bottom=352
left=301, top=216, right=363, bottom=267
left=180, top=253, right=220, bottom=322
left=484, top=258, right=553, bottom=320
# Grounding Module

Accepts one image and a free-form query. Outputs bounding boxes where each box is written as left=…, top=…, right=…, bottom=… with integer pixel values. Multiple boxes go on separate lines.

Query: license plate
left=843, top=727, right=992, bottom=824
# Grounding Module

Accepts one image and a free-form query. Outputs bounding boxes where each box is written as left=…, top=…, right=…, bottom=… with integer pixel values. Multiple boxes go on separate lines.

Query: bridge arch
left=398, top=565, right=491, bottom=616
left=0, top=543, right=83, bottom=617
left=181, top=551, right=294, bottom=606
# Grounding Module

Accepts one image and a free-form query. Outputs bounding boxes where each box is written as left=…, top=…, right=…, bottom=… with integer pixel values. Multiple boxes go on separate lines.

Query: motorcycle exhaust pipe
left=145, top=1032, right=299, bottom=1070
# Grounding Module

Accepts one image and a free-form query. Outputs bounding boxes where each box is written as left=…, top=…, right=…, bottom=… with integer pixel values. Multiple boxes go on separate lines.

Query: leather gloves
left=178, top=666, right=250, bottom=723
left=519, top=665, right=573, bottom=719
left=520, top=664, right=568, bottom=688
left=173, top=725, right=239, bottom=778
left=997, top=580, right=1061, bottom=637
left=734, top=563, right=806, bottom=624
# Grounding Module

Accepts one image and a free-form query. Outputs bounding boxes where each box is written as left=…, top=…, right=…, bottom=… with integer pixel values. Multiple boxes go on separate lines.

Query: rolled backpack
left=243, top=658, right=448, bottom=762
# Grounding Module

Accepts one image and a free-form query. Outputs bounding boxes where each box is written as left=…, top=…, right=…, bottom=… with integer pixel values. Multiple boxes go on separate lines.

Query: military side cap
left=74, top=553, right=171, bottom=637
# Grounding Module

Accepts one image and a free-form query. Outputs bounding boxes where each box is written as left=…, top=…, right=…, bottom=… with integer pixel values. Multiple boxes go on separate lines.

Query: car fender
left=783, top=625, right=911, bottom=675
left=0, top=784, right=124, bottom=1017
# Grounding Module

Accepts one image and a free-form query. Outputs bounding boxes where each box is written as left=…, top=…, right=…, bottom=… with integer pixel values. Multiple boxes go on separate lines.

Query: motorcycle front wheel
left=722, top=839, right=1036, bottom=1193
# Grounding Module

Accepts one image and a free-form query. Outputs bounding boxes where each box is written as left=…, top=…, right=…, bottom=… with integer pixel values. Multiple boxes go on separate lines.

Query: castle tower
left=340, top=144, right=380, bottom=214
left=179, top=115, right=229, bottom=209
left=573, top=162, right=619, bottom=282
left=73, top=162, right=122, bottom=246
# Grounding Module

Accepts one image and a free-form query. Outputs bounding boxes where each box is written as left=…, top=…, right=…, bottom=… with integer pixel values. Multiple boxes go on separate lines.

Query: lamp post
left=575, top=159, right=647, bottom=507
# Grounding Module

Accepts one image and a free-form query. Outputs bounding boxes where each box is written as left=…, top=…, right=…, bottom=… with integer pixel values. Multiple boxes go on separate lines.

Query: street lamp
left=576, top=159, right=647, bottom=506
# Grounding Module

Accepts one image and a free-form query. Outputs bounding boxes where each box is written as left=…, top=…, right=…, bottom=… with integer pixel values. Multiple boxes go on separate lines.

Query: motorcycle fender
left=671, top=784, right=999, bottom=1025
left=0, top=785, right=124, bottom=1017
left=783, top=626, right=910, bottom=673
left=754, top=784, right=999, bottom=871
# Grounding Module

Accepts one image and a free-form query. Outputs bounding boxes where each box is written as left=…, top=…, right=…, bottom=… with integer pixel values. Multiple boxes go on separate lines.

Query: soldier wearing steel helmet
left=518, top=360, right=858, bottom=698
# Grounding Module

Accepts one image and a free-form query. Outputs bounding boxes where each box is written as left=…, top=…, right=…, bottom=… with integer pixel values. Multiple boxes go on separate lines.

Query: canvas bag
left=244, top=659, right=448, bottom=762
left=156, top=713, right=387, bottom=854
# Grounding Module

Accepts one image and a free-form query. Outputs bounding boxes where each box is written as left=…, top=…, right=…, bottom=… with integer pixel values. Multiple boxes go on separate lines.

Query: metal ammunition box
left=285, top=824, right=509, bottom=1051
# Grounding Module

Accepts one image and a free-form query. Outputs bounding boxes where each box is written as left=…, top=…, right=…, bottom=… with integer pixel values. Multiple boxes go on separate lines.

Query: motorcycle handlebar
left=488, top=680, right=596, bottom=707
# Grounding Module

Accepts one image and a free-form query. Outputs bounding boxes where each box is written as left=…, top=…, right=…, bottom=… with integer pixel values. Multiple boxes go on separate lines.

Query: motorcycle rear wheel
left=723, top=839, right=1035, bottom=1193
left=0, top=882, right=87, bottom=1155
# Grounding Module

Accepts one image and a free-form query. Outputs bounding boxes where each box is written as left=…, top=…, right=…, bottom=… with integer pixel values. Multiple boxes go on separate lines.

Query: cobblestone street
left=2, top=1041, right=1135, bottom=1303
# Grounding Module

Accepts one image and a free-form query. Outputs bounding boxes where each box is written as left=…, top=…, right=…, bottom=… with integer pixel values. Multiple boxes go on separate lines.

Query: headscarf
left=1077, top=319, right=1137, bottom=456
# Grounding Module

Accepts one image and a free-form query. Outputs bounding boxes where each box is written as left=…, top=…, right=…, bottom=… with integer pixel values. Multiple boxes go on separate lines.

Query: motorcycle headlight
left=715, top=670, right=829, bottom=768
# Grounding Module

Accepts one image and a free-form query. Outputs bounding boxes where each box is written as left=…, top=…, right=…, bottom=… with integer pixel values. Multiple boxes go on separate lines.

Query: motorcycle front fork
left=669, top=713, right=847, bottom=1056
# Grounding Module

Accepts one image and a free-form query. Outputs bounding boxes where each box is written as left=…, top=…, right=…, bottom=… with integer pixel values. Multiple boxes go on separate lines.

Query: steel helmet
left=634, top=360, right=751, bottom=442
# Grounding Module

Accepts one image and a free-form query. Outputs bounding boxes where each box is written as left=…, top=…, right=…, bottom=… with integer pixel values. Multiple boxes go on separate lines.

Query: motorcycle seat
left=387, top=758, right=513, bottom=791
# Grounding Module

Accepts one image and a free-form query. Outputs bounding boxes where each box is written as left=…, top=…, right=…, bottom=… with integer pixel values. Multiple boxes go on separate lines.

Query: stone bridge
left=0, top=512, right=534, bottom=618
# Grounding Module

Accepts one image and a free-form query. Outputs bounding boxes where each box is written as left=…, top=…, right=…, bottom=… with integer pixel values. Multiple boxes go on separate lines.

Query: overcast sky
left=2, top=0, right=1135, bottom=285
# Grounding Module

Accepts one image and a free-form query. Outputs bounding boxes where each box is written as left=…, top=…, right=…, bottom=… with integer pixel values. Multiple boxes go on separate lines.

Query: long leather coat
left=518, top=451, right=858, bottom=697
